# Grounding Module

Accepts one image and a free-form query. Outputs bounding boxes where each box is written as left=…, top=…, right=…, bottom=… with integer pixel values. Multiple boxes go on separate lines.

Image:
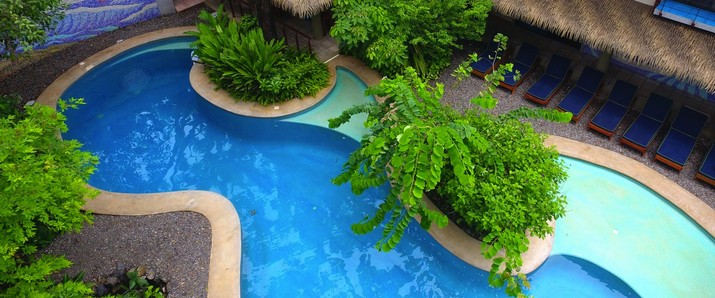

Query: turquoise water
left=59, top=37, right=714, bottom=297
left=553, top=157, right=715, bottom=297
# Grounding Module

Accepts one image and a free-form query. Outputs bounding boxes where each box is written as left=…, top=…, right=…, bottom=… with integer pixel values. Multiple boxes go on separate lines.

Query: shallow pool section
left=60, top=37, right=714, bottom=297
left=553, top=157, right=715, bottom=297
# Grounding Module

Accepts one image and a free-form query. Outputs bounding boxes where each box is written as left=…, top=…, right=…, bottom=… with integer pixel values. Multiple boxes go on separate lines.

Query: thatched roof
left=492, top=0, right=715, bottom=93
left=271, top=0, right=331, bottom=18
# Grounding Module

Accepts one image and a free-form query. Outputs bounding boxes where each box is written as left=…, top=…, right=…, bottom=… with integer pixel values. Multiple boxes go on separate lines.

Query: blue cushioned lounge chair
left=620, top=93, right=673, bottom=155
left=524, top=54, right=571, bottom=105
left=696, top=143, right=715, bottom=187
left=654, top=106, right=709, bottom=171
left=588, top=80, right=639, bottom=138
left=470, top=41, right=501, bottom=78
left=499, top=42, right=539, bottom=93
left=556, top=67, right=604, bottom=122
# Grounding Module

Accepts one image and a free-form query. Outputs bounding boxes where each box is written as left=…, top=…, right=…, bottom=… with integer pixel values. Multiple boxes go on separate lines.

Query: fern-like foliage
left=331, top=68, right=485, bottom=252
left=331, top=33, right=572, bottom=297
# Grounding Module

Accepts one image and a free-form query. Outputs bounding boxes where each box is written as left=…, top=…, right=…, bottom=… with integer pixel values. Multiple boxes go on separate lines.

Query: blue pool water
left=61, top=37, right=714, bottom=297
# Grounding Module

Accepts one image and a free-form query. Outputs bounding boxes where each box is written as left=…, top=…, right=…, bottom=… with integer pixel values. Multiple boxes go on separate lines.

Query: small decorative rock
left=136, top=265, right=147, bottom=277
left=105, top=276, right=120, bottom=287
left=113, top=262, right=127, bottom=277
left=94, top=284, right=109, bottom=297
left=146, top=268, right=156, bottom=281
left=92, top=263, right=169, bottom=297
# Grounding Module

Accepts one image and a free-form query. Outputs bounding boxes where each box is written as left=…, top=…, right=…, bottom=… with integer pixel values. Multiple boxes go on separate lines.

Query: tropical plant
left=329, top=36, right=571, bottom=296
left=0, top=98, right=98, bottom=296
left=0, top=0, right=67, bottom=60
left=331, top=0, right=492, bottom=78
left=187, top=6, right=329, bottom=105
left=0, top=93, right=22, bottom=118
left=109, top=269, right=164, bottom=298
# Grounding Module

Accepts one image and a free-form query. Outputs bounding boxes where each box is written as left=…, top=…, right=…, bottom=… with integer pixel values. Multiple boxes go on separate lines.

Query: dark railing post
left=226, top=0, right=236, bottom=18
left=294, top=32, right=300, bottom=50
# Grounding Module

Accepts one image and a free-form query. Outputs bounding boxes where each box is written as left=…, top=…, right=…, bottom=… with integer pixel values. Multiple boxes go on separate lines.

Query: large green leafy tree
left=0, top=0, right=67, bottom=60
left=329, top=36, right=570, bottom=297
left=330, top=0, right=492, bottom=78
left=0, top=99, right=97, bottom=296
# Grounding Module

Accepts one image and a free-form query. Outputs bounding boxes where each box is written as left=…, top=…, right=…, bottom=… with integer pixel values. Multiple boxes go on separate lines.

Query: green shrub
left=0, top=93, right=22, bottom=118
left=331, top=0, right=492, bottom=78
left=188, top=6, right=329, bottom=105
left=329, top=37, right=571, bottom=295
left=0, top=98, right=98, bottom=296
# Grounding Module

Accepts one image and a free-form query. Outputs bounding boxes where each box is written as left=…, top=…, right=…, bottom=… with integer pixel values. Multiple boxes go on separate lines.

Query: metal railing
left=220, top=0, right=314, bottom=52
left=275, top=20, right=313, bottom=52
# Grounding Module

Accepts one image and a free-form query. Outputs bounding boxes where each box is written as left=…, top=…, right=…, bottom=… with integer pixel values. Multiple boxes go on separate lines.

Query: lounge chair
left=498, top=42, right=540, bottom=93
left=524, top=54, right=571, bottom=105
left=556, top=67, right=604, bottom=122
left=588, top=80, right=639, bottom=138
left=654, top=106, right=708, bottom=171
left=620, top=93, right=673, bottom=155
left=695, top=143, right=715, bottom=187
left=470, top=42, right=501, bottom=78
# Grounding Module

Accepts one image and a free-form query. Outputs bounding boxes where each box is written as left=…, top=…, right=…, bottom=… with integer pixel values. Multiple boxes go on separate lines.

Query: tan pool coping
left=37, top=27, right=714, bottom=298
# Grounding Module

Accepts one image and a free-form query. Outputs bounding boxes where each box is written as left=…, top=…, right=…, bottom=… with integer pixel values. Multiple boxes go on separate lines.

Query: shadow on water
left=528, top=254, right=639, bottom=297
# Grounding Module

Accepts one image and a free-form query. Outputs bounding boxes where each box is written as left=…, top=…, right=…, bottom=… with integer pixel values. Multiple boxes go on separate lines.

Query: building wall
left=635, top=0, right=657, bottom=6
left=42, top=0, right=163, bottom=49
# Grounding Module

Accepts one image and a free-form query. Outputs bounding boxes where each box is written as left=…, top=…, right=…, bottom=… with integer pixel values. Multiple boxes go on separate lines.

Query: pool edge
left=36, top=26, right=242, bottom=298
left=35, top=26, right=715, bottom=297
left=546, top=135, right=715, bottom=237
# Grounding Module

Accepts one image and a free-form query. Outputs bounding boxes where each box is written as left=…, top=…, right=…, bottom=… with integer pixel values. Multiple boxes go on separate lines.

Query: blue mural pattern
left=42, top=0, right=161, bottom=49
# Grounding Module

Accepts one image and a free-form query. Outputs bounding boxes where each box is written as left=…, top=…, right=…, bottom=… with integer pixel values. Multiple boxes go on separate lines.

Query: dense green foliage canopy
left=0, top=99, right=97, bottom=296
left=0, top=0, right=66, bottom=60
left=329, top=39, right=570, bottom=296
left=188, top=6, right=329, bottom=105
left=331, top=0, right=492, bottom=78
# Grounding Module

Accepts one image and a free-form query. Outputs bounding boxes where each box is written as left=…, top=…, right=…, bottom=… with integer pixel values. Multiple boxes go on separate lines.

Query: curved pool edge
left=35, top=26, right=242, bottom=298
left=189, top=54, right=384, bottom=117
left=418, top=199, right=555, bottom=274
left=85, top=190, right=241, bottom=298
left=190, top=62, right=335, bottom=117
left=35, top=26, right=715, bottom=296
left=35, top=26, right=198, bottom=107
left=546, top=135, right=715, bottom=237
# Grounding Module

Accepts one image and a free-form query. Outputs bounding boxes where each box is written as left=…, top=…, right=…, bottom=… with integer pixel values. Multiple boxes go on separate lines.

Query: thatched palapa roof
left=271, top=0, right=331, bottom=18
left=492, top=0, right=715, bottom=93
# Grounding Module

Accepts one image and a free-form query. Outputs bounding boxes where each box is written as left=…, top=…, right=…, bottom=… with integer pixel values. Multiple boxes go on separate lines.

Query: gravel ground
left=436, top=47, right=714, bottom=207
left=3, top=4, right=713, bottom=297
left=43, top=212, right=211, bottom=297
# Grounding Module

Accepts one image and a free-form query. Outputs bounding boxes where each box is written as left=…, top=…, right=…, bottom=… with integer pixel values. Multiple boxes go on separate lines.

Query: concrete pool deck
left=37, top=27, right=715, bottom=297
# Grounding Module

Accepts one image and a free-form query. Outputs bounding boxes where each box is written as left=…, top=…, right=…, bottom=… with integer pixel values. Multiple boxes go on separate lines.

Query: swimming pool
left=60, top=37, right=714, bottom=297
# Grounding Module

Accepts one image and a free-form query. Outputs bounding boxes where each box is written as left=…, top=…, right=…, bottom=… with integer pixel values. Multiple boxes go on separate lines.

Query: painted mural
left=41, top=0, right=161, bottom=49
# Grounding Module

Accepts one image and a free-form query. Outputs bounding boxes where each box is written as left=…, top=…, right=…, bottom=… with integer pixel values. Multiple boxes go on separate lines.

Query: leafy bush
left=0, top=98, right=98, bottom=296
left=329, top=36, right=571, bottom=296
left=188, top=6, right=329, bottom=105
left=331, top=0, right=492, bottom=78
left=0, top=0, right=66, bottom=60
left=0, top=93, right=22, bottom=118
